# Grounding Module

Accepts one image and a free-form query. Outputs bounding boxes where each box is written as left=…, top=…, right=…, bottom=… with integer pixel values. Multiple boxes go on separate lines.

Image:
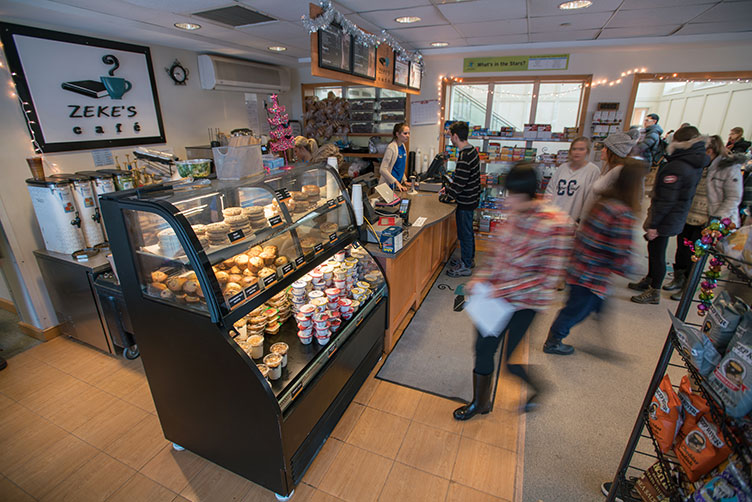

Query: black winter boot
left=627, top=276, right=651, bottom=291
left=453, top=372, right=493, bottom=421
left=663, top=270, right=686, bottom=291
left=543, top=331, right=574, bottom=355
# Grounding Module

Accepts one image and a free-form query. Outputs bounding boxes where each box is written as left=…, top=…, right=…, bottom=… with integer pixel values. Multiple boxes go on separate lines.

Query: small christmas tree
left=266, top=94, right=294, bottom=169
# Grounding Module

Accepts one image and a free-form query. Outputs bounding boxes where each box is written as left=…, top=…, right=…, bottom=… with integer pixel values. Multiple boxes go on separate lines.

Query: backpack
left=652, top=137, right=669, bottom=168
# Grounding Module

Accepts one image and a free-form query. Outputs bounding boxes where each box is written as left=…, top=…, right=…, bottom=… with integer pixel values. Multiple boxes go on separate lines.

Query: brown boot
left=631, top=287, right=660, bottom=304
left=453, top=372, right=493, bottom=421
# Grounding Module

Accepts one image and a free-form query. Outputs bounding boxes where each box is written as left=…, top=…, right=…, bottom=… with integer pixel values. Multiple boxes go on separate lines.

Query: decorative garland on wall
left=301, top=0, right=424, bottom=72
left=684, top=218, right=737, bottom=316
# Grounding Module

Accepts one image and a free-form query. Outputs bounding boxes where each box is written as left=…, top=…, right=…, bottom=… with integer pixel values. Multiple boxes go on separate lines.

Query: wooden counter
left=365, top=191, right=457, bottom=353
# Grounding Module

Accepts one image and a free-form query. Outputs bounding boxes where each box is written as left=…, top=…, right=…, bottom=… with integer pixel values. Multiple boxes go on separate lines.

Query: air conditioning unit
left=197, top=54, right=291, bottom=93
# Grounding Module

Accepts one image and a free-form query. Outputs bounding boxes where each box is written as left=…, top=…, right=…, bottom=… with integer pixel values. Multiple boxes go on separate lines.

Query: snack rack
left=606, top=250, right=752, bottom=501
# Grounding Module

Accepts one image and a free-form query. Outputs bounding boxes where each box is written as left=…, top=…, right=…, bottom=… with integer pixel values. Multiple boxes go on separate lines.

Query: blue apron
left=390, top=144, right=407, bottom=189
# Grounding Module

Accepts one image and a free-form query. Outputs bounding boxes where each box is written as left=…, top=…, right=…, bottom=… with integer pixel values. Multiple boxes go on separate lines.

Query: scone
left=260, top=250, right=276, bottom=266
left=247, top=245, right=263, bottom=257
left=183, top=280, right=199, bottom=294
left=274, top=256, right=288, bottom=267
left=258, top=267, right=276, bottom=278
left=229, top=274, right=243, bottom=284
left=262, top=245, right=278, bottom=255
left=151, top=270, right=168, bottom=283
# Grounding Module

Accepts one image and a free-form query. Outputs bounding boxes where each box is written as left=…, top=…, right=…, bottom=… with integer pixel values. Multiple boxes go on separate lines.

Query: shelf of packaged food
left=137, top=200, right=347, bottom=266
left=446, top=134, right=575, bottom=143
left=341, top=153, right=384, bottom=158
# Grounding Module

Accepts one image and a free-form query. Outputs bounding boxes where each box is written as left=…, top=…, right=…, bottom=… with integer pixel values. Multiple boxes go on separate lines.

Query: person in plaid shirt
left=454, top=163, right=573, bottom=420
left=543, top=159, right=646, bottom=355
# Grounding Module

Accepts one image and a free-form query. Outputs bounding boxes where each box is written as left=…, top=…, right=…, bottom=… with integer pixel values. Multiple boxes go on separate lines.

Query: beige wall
left=0, top=31, right=295, bottom=329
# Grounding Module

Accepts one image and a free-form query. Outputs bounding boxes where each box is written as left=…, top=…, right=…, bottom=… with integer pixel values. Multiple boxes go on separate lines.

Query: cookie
left=222, top=207, right=243, bottom=217
left=192, top=224, right=206, bottom=235
left=206, top=222, right=230, bottom=235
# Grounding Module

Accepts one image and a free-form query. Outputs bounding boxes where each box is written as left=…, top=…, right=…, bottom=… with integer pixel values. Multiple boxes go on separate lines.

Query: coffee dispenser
left=48, top=174, right=105, bottom=248
left=26, top=178, right=86, bottom=255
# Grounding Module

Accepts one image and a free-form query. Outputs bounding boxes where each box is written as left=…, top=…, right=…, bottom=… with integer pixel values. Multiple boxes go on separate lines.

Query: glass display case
left=100, top=164, right=387, bottom=499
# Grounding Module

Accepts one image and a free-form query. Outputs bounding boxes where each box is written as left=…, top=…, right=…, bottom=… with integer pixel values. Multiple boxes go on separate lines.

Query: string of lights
left=0, top=45, right=42, bottom=156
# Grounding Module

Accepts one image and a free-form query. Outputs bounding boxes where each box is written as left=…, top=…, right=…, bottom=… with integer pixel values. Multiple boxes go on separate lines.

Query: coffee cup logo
left=100, top=76, right=132, bottom=99
left=61, top=54, right=132, bottom=100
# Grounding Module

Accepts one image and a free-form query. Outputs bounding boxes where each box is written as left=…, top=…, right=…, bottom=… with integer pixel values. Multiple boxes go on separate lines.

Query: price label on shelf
left=295, top=255, right=306, bottom=267
left=314, top=243, right=324, bottom=254
left=228, top=230, right=245, bottom=242
left=329, top=232, right=337, bottom=243
left=227, top=291, right=246, bottom=309
left=352, top=240, right=361, bottom=249
left=281, top=262, right=294, bottom=276
left=262, top=273, right=276, bottom=288
left=327, top=199, right=337, bottom=209
left=337, top=195, right=345, bottom=205
left=268, top=215, right=283, bottom=227
left=244, top=283, right=260, bottom=298
left=275, top=188, right=291, bottom=201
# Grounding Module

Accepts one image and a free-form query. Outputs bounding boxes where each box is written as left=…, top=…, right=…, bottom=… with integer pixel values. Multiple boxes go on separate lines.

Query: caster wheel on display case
left=274, top=491, right=293, bottom=501
left=123, top=345, right=140, bottom=360
left=172, top=443, right=185, bottom=451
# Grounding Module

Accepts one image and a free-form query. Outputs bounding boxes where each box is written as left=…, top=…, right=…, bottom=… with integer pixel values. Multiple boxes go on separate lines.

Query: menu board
left=318, top=24, right=352, bottom=73
left=408, top=62, right=422, bottom=90
left=393, top=55, right=409, bottom=87
left=352, top=43, right=376, bottom=80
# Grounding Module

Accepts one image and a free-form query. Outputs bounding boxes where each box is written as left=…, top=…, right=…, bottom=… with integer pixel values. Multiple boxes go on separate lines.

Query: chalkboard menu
left=393, top=55, right=409, bottom=87
left=408, top=62, right=421, bottom=90
left=318, top=23, right=352, bottom=73
left=352, top=43, right=376, bottom=80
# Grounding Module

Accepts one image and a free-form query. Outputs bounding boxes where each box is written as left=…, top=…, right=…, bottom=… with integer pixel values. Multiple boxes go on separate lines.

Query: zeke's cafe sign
left=0, top=23, right=166, bottom=153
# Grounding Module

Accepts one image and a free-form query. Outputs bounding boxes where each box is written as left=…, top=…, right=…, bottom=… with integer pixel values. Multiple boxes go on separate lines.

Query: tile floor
left=0, top=335, right=525, bottom=502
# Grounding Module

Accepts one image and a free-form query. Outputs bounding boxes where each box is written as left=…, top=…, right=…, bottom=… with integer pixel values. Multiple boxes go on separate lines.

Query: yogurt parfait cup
left=335, top=251, right=346, bottom=262
left=308, top=290, right=324, bottom=301
left=315, top=332, right=331, bottom=345
left=311, top=298, right=328, bottom=312
left=298, top=331, right=313, bottom=344
left=329, top=318, right=342, bottom=332
left=263, top=353, right=283, bottom=380
left=295, top=313, right=312, bottom=327
left=327, top=302, right=340, bottom=311
left=299, top=304, right=315, bottom=316
left=248, top=334, right=265, bottom=359
left=270, top=342, right=288, bottom=367
left=256, top=363, right=270, bottom=381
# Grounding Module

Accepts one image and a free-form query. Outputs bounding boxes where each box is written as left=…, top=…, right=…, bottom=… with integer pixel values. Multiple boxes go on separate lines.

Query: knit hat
left=603, top=132, right=636, bottom=157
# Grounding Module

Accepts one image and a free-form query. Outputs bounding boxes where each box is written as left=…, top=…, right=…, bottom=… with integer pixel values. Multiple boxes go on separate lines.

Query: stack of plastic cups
left=321, top=265, right=334, bottom=287
left=290, top=280, right=307, bottom=314
left=313, top=311, right=330, bottom=344
left=297, top=304, right=315, bottom=344
left=310, top=271, right=325, bottom=291
left=339, top=298, right=354, bottom=321
left=325, top=288, right=341, bottom=311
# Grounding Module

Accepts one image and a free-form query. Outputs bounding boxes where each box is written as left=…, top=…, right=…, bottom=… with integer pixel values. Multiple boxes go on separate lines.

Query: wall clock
left=166, top=59, right=188, bottom=85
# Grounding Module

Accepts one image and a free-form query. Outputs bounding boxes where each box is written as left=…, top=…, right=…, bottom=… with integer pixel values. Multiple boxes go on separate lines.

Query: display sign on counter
left=314, top=243, right=324, bottom=254
left=244, top=283, right=260, bottom=299
left=227, top=291, right=245, bottom=309
left=275, top=188, right=291, bottom=201
left=0, top=22, right=166, bottom=153
left=328, top=232, right=338, bottom=243
left=228, top=229, right=245, bottom=242
left=268, top=215, right=283, bottom=227
left=337, top=195, right=345, bottom=205
left=295, top=255, right=306, bottom=267
left=327, top=199, right=337, bottom=209
left=280, top=262, right=294, bottom=276
left=262, top=273, right=276, bottom=288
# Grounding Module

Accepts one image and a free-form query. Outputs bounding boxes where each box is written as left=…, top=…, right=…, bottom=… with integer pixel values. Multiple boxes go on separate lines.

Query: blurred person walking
left=545, top=137, right=601, bottom=224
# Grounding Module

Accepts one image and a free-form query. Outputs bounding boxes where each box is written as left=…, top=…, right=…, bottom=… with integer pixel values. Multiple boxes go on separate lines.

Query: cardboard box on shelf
left=523, top=124, right=538, bottom=140
left=537, top=124, right=552, bottom=140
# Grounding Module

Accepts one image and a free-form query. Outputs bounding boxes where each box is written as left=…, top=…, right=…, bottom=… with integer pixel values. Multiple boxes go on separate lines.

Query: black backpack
left=652, top=137, right=669, bottom=168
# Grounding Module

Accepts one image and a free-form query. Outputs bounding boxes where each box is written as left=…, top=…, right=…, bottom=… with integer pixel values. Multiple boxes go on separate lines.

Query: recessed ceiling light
left=174, top=22, right=201, bottom=30
left=395, top=16, right=421, bottom=24
left=268, top=46, right=287, bottom=52
left=431, top=42, right=449, bottom=47
left=558, top=0, right=592, bottom=9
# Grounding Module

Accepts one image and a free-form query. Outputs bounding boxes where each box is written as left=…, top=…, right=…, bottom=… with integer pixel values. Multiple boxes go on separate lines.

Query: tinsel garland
left=683, top=218, right=737, bottom=316
left=301, top=0, right=424, bottom=72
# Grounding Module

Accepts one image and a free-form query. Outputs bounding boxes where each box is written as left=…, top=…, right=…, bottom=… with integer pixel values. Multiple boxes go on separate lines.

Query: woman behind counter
left=378, top=123, right=410, bottom=192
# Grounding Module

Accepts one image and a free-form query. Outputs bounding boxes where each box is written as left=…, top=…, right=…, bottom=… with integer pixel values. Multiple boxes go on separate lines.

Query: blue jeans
left=549, top=285, right=604, bottom=340
left=455, top=208, right=475, bottom=268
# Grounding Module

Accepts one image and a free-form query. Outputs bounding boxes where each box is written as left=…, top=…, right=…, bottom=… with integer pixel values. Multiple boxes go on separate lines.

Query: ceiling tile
left=236, top=20, right=308, bottom=39
left=674, top=20, right=752, bottom=35
left=238, top=0, right=327, bottom=22
left=464, top=34, right=529, bottom=45
left=691, top=1, right=752, bottom=23
left=529, top=29, right=599, bottom=42
left=599, top=26, right=680, bottom=39
left=453, top=18, right=528, bottom=37
left=358, top=5, right=447, bottom=29
left=121, top=0, right=229, bottom=13
left=389, top=24, right=462, bottom=42
left=529, top=12, right=612, bottom=32
left=608, top=4, right=712, bottom=27
left=338, top=0, right=432, bottom=11
left=412, top=38, right=465, bottom=49
left=528, top=0, right=622, bottom=17
left=620, top=0, right=714, bottom=8
left=437, top=0, right=526, bottom=23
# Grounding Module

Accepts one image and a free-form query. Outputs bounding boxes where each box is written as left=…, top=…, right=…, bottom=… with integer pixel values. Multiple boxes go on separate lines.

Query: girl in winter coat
left=706, top=135, right=744, bottom=227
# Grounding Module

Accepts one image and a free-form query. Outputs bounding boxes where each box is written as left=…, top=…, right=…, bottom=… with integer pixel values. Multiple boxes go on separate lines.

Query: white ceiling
left=0, top=0, right=751, bottom=66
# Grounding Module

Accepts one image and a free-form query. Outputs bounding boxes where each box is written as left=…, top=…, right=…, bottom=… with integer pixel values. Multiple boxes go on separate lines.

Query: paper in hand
left=464, top=282, right=515, bottom=337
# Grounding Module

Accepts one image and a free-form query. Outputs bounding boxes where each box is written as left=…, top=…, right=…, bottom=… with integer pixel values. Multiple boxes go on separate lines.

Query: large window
left=444, top=77, right=589, bottom=135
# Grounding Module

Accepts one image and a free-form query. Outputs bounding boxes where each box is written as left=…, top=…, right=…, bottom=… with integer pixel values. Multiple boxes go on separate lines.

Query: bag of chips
left=678, top=375, right=710, bottom=431
left=707, top=323, right=752, bottom=418
left=674, top=415, right=731, bottom=482
left=692, top=460, right=751, bottom=501
left=649, top=374, right=683, bottom=453
left=671, top=312, right=722, bottom=376
left=703, top=291, right=746, bottom=353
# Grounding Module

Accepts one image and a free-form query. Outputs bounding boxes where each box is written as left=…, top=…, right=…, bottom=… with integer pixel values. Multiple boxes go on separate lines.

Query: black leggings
left=648, top=235, right=670, bottom=289
left=474, top=309, right=537, bottom=390
left=673, top=224, right=703, bottom=277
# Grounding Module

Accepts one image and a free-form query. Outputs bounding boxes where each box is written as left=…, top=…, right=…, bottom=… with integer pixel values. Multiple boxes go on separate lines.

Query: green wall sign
left=463, top=54, right=569, bottom=73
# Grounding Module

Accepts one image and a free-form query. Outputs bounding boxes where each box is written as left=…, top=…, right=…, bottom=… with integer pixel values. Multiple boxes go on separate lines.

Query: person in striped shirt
left=543, top=159, right=646, bottom=355
left=454, top=163, right=573, bottom=420
left=444, top=122, right=481, bottom=277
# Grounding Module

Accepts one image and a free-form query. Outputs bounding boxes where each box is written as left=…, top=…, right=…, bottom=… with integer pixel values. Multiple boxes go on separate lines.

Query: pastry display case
left=99, top=164, right=387, bottom=499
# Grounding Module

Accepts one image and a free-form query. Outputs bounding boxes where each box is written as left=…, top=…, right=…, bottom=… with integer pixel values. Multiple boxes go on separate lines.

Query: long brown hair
left=707, top=135, right=727, bottom=158
left=599, top=158, right=646, bottom=213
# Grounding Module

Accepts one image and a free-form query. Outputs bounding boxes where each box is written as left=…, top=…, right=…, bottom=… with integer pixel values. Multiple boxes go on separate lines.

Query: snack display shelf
left=347, top=133, right=392, bottom=137
left=341, top=153, right=384, bottom=158
left=606, top=249, right=752, bottom=502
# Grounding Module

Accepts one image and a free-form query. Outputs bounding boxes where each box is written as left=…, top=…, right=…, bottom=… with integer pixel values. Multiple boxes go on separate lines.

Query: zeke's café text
left=67, top=104, right=141, bottom=135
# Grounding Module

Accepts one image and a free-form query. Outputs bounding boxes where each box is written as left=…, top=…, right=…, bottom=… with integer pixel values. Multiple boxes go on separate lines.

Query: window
left=490, top=83, right=533, bottom=131
left=535, top=83, right=582, bottom=132
left=449, top=84, right=489, bottom=127
left=314, top=87, right=343, bottom=100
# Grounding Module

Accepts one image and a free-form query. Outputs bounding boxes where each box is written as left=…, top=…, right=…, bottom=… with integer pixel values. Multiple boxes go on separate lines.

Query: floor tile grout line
left=101, top=470, right=139, bottom=502
left=1, top=472, right=40, bottom=502
left=374, top=457, right=396, bottom=502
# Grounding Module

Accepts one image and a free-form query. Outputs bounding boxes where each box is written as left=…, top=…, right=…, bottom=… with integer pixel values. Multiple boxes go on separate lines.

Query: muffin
left=258, top=267, right=276, bottom=279
left=235, top=254, right=249, bottom=269
left=151, top=270, right=168, bottom=283
left=215, top=271, right=230, bottom=284
left=247, top=245, right=264, bottom=257
left=183, top=280, right=199, bottom=294
left=248, top=256, right=264, bottom=273
left=159, top=289, right=175, bottom=301
left=166, top=276, right=186, bottom=292
left=229, top=274, right=243, bottom=284
left=260, top=250, right=276, bottom=266
left=274, top=256, right=289, bottom=267
left=262, top=245, right=278, bottom=256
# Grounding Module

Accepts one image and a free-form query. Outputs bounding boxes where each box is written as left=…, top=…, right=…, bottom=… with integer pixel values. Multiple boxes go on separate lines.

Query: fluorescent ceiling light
left=558, top=0, right=592, bottom=9
left=395, top=16, right=421, bottom=24
left=431, top=42, right=449, bottom=47
left=174, top=22, right=201, bottom=30
left=268, top=46, right=287, bottom=52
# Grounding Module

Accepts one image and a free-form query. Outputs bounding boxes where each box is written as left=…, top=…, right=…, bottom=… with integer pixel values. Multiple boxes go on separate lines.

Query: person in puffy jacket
left=706, top=138, right=744, bottom=228
left=637, top=113, right=664, bottom=166
left=629, top=126, right=709, bottom=305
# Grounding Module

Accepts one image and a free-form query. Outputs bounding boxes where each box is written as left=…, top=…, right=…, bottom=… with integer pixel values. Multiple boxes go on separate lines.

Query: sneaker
left=601, top=480, right=640, bottom=501
left=543, top=340, right=575, bottom=355
left=627, top=276, right=650, bottom=291
left=447, top=265, right=472, bottom=277
left=449, top=258, right=475, bottom=269
left=630, top=286, right=660, bottom=304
